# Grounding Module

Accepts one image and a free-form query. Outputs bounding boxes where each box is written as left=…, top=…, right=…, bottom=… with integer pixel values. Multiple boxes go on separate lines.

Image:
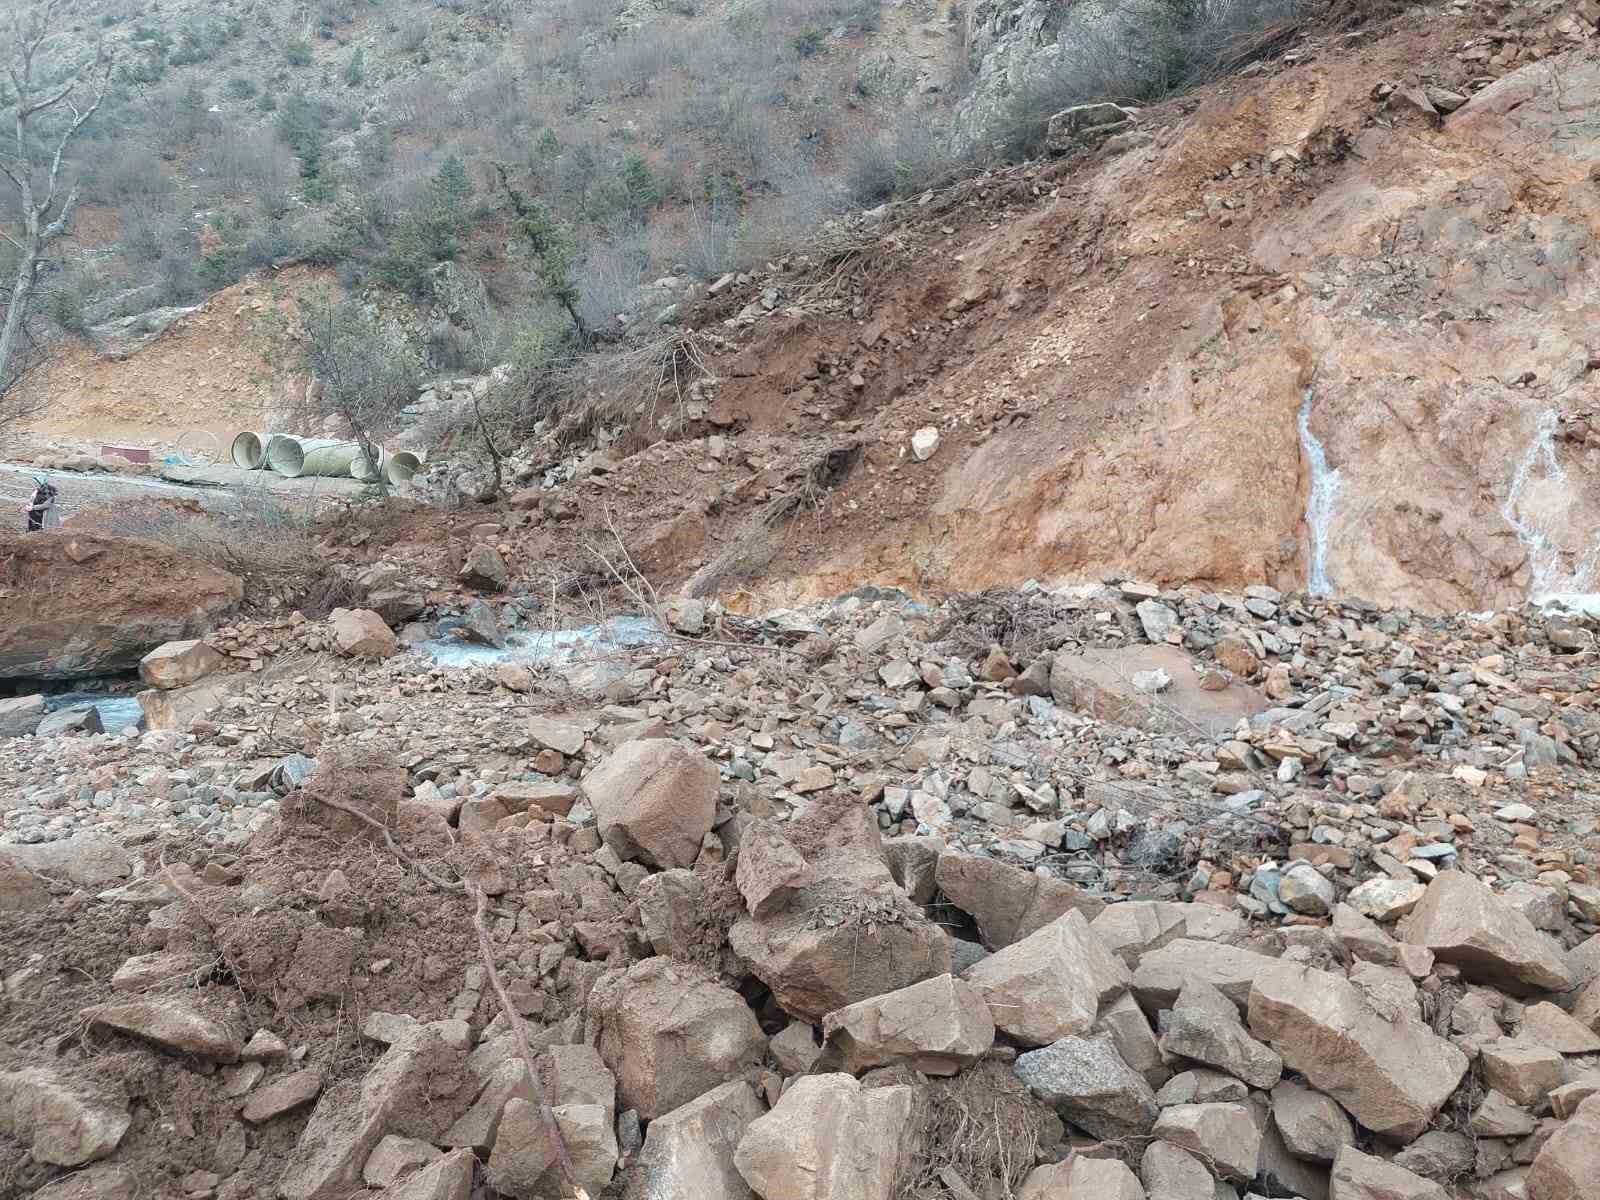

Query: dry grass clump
left=897, top=1060, right=1056, bottom=1199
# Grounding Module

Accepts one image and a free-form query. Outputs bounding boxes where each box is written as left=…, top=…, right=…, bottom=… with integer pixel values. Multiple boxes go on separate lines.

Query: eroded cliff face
left=704, top=20, right=1600, bottom=615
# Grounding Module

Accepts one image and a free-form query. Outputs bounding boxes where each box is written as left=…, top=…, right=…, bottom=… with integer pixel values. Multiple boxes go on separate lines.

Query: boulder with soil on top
left=581, top=738, right=719, bottom=870
left=0, top=1067, right=131, bottom=1166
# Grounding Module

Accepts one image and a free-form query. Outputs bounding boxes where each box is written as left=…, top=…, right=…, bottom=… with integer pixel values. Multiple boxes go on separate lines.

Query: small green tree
left=620, top=151, right=659, bottom=217
left=431, top=153, right=472, bottom=211
left=493, top=163, right=587, bottom=346
left=343, top=45, right=364, bottom=86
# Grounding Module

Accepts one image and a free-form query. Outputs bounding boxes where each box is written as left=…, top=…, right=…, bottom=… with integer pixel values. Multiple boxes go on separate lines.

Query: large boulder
left=0, top=693, right=45, bottom=736
left=1403, top=871, right=1572, bottom=993
left=1271, top=1080, right=1354, bottom=1164
left=961, top=908, right=1130, bottom=1045
left=278, top=1023, right=469, bottom=1200
left=582, top=739, right=718, bottom=870
left=730, top=885, right=951, bottom=1023
left=137, top=638, right=227, bottom=688
left=488, top=1101, right=615, bottom=1200
left=587, top=958, right=766, bottom=1119
left=1247, top=962, right=1467, bottom=1140
left=330, top=609, right=398, bottom=659
left=0, top=532, right=243, bottom=680
left=1091, top=900, right=1244, bottom=968
left=138, top=674, right=242, bottom=732
left=1152, top=1102, right=1261, bottom=1183
left=1330, top=1145, right=1449, bottom=1200
left=0, top=852, right=51, bottom=912
left=1159, top=979, right=1282, bottom=1090
left=0, top=1067, right=130, bottom=1166
left=1528, top=1092, right=1600, bottom=1200
left=821, top=973, right=994, bottom=1076
left=934, top=853, right=1104, bottom=948
left=1132, top=939, right=1281, bottom=1012
left=627, top=1080, right=765, bottom=1200
left=81, top=998, right=243, bottom=1061
left=733, top=1074, right=914, bottom=1200
left=1021, top=1157, right=1146, bottom=1200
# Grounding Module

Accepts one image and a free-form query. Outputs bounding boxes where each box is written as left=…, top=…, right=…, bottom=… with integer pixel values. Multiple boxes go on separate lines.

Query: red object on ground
left=101, top=445, right=152, bottom=464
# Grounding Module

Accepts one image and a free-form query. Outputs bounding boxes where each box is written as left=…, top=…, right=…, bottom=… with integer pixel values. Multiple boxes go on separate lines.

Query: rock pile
left=2, top=578, right=1598, bottom=1199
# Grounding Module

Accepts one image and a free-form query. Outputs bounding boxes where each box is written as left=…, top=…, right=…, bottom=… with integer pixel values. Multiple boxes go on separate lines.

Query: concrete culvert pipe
left=230, top=432, right=292, bottom=470
left=383, top=451, right=422, bottom=486
left=266, top=437, right=365, bottom=479
left=350, top=446, right=385, bottom=482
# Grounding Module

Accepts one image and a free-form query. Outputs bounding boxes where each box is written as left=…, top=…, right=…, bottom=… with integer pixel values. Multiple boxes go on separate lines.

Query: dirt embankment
left=643, top=2, right=1600, bottom=614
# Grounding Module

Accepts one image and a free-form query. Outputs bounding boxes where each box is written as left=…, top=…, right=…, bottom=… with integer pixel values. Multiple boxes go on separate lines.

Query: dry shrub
left=68, top=493, right=360, bottom=614
left=549, top=327, right=713, bottom=451
left=898, top=1060, right=1055, bottom=1199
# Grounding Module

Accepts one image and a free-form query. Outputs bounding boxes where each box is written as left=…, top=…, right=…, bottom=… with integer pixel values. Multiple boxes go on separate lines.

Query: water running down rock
left=1297, top=389, right=1341, bottom=598
left=1503, top=408, right=1600, bottom=607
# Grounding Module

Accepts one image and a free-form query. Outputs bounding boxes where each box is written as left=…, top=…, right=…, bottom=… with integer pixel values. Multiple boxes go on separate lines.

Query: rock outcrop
left=0, top=533, right=242, bottom=680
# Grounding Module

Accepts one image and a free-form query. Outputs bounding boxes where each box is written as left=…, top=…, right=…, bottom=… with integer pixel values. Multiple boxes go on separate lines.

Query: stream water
left=42, top=691, right=145, bottom=732
left=1297, top=388, right=1342, bottom=596
left=412, top=615, right=665, bottom=668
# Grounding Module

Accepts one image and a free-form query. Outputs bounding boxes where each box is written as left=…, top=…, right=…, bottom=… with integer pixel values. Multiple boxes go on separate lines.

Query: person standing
left=23, top=478, right=56, bottom=532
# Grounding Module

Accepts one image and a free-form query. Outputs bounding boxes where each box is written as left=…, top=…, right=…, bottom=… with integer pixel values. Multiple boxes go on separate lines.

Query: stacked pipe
left=234, top=432, right=424, bottom=483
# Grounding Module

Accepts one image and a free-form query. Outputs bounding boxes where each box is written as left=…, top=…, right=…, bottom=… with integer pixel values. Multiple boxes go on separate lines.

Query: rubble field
left=4, top=568, right=1600, bottom=1200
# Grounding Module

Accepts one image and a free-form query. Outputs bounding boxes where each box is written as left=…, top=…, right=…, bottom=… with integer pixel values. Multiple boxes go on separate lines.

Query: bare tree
left=294, top=289, right=422, bottom=499
left=0, top=0, right=111, bottom=411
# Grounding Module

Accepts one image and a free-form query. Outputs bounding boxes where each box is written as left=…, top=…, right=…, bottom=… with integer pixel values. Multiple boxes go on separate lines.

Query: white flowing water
left=413, top=615, right=664, bottom=668
left=1501, top=408, right=1600, bottom=606
left=1297, top=388, right=1342, bottom=596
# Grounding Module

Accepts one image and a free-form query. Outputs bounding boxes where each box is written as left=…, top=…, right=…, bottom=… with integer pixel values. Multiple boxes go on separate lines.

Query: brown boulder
left=1481, top=1039, right=1564, bottom=1108
left=243, top=1068, right=324, bottom=1124
left=1160, top=979, right=1283, bottom=1090
left=582, top=739, right=718, bottom=870
left=137, top=638, right=227, bottom=688
left=962, top=909, right=1130, bottom=1046
left=1090, top=900, right=1243, bottom=967
left=82, top=998, right=243, bottom=1061
left=374, top=1149, right=473, bottom=1200
left=0, top=693, right=45, bottom=736
left=1132, top=938, right=1279, bottom=1012
left=458, top=544, right=508, bottom=591
left=730, top=885, right=951, bottom=1023
left=736, top=820, right=811, bottom=917
left=330, top=609, right=398, bottom=659
left=1330, top=1145, right=1449, bottom=1200
left=1152, top=1102, right=1261, bottom=1182
left=1272, top=1080, right=1354, bottom=1164
left=1528, top=1092, right=1600, bottom=1200
left=1403, top=872, right=1572, bottom=994
left=138, top=674, right=241, bottom=732
left=0, top=532, right=243, bottom=681
left=1021, top=1157, right=1146, bottom=1200
left=278, top=1023, right=469, bottom=1200
left=733, top=1074, right=914, bottom=1200
left=1248, top=962, right=1466, bottom=1141
left=821, top=973, right=994, bottom=1075
left=588, top=957, right=766, bottom=1119
left=0, top=1067, right=130, bottom=1166
left=627, top=1080, right=765, bottom=1200
left=488, top=1101, right=615, bottom=1199
left=934, top=853, right=1104, bottom=948
left=1139, top=1141, right=1212, bottom=1200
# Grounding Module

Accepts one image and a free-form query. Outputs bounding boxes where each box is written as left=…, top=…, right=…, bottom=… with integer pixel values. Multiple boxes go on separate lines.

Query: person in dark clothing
left=23, top=479, right=56, bottom=532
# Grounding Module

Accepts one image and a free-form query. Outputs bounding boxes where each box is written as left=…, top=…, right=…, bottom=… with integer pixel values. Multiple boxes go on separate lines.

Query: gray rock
left=1013, top=1036, right=1158, bottom=1139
